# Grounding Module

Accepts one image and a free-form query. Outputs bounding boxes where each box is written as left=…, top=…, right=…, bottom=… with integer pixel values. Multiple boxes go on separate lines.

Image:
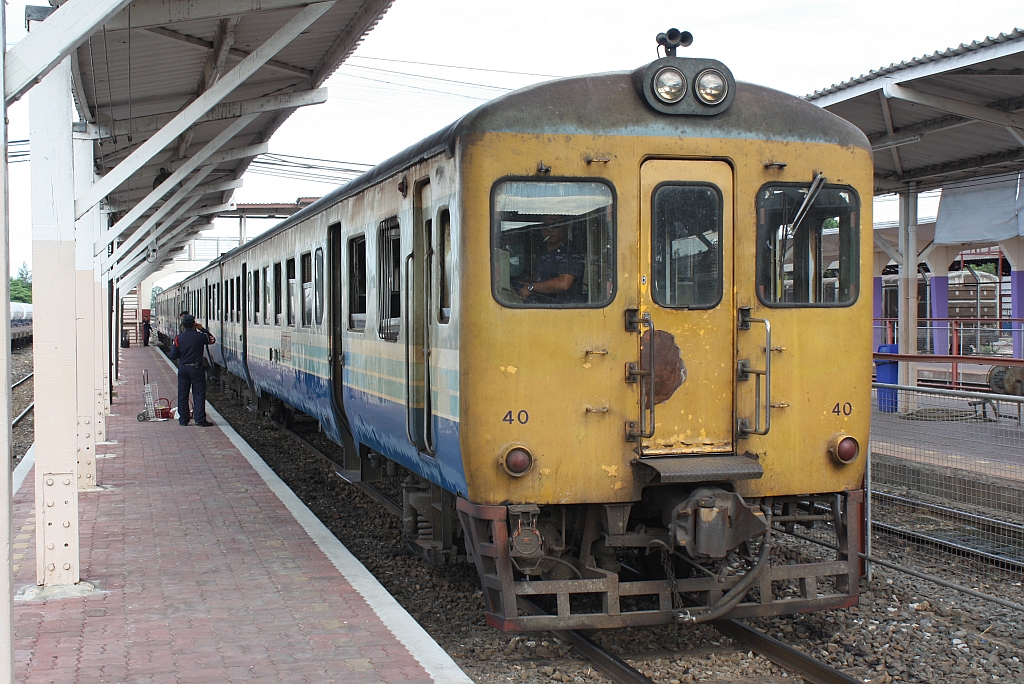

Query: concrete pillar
left=925, top=246, right=960, bottom=356
left=0, top=2, right=15, bottom=675
left=873, top=248, right=889, bottom=351
left=30, top=57, right=80, bottom=585
left=73, top=131, right=98, bottom=489
left=898, top=185, right=919, bottom=385
left=1000, top=237, right=1024, bottom=358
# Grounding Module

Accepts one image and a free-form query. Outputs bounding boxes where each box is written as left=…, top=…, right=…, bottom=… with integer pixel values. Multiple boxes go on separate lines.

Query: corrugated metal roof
left=808, top=28, right=1024, bottom=100
left=65, top=0, right=393, bottom=275
left=804, top=28, right=1024, bottom=195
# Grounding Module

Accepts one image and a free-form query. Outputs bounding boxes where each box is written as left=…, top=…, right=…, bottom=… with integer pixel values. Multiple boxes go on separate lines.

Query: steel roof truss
left=103, top=0, right=319, bottom=32
left=76, top=2, right=334, bottom=220
left=94, top=113, right=258, bottom=254
left=175, top=18, right=241, bottom=161
left=883, top=81, right=1024, bottom=130
left=5, top=0, right=133, bottom=106
left=143, top=26, right=313, bottom=79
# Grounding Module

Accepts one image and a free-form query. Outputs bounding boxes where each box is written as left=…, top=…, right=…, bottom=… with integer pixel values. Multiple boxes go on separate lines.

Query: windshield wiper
left=787, top=173, right=827, bottom=235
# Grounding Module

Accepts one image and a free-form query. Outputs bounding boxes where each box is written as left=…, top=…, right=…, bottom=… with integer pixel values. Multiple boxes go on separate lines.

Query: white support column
left=74, top=131, right=98, bottom=490
left=240, top=214, right=247, bottom=243
left=0, top=1, right=15, bottom=677
left=30, top=57, right=80, bottom=586
left=897, top=184, right=919, bottom=387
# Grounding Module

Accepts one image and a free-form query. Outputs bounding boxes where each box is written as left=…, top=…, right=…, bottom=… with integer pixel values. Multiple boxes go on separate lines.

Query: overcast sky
left=5, top=1, right=1023, bottom=273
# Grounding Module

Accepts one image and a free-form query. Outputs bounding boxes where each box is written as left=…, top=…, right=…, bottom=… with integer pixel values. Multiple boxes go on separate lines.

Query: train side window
left=348, top=236, right=367, bottom=331
left=301, top=252, right=313, bottom=327
left=438, top=208, right=451, bottom=323
left=314, top=247, right=325, bottom=326
left=651, top=183, right=723, bottom=309
left=274, top=263, right=282, bottom=325
left=227, top=280, right=233, bottom=322
left=286, top=258, right=297, bottom=326
left=253, top=270, right=260, bottom=324
left=756, top=184, right=860, bottom=307
left=236, top=276, right=241, bottom=320
left=262, top=267, right=270, bottom=325
left=377, top=217, right=401, bottom=341
left=491, top=180, right=616, bottom=308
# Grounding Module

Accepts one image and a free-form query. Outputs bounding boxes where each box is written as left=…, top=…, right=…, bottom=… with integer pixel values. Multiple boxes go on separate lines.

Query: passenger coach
left=156, top=31, right=872, bottom=631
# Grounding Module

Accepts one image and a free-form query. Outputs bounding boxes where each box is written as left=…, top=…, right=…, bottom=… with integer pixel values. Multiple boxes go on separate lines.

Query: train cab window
left=274, top=263, right=282, bottom=325
left=286, top=258, right=297, bottom=326
left=756, top=184, right=859, bottom=306
left=377, top=218, right=401, bottom=341
left=253, top=270, right=260, bottom=324
left=438, top=208, right=452, bottom=323
left=492, top=180, right=615, bottom=308
left=314, top=248, right=324, bottom=326
left=301, top=252, right=313, bottom=327
left=652, top=183, right=723, bottom=309
left=262, top=267, right=270, bottom=325
left=349, top=236, right=367, bottom=331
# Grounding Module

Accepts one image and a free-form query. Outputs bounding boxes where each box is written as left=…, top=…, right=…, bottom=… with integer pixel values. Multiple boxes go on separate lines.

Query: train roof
left=189, top=66, right=869, bottom=274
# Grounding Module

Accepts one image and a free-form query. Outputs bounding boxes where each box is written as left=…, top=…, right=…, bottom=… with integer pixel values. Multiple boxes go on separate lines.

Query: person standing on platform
left=142, top=318, right=152, bottom=346
left=168, top=313, right=215, bottom=427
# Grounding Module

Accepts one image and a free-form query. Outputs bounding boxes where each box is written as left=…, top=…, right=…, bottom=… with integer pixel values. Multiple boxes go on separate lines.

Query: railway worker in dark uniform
left=142, top=318, right=152, bottom=346
left=515, top=221, right=585, bottom=304
left=168, top=314, right=215, bottom=427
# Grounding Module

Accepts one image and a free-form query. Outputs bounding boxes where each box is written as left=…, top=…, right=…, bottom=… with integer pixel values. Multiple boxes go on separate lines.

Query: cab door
left=632, top=160, right=734, bottom=455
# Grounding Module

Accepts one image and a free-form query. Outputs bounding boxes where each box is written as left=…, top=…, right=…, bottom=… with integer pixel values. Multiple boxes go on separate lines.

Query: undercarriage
left=457, top=490, right=863, bottom=631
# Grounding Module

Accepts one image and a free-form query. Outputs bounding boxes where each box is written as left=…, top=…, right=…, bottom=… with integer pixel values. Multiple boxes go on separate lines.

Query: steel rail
left=270, top=418, right=403, bottom=518
left=11, top=372, right=33, bottom=389
left=517, top=598, right=654, bottom=684
left=12, top=402, right=34, bottom=427
left=872, top=491, right=1024, bottom=538
left=872, top=521, right=1024, bottom=574
left=779, top=526, right=1024, bottom=611
left=711, top=619, right=861, bottom=684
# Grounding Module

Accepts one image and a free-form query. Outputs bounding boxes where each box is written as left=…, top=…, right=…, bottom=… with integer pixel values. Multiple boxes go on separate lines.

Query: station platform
left=11, top=346, right=472, bottom=683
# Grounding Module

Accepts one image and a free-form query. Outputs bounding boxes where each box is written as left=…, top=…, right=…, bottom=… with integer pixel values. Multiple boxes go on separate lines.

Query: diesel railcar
left=156, top=35, right=872, bottom=631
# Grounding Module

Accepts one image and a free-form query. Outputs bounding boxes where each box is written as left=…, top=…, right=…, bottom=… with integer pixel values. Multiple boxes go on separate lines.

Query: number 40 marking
left=832, top=402, right=853, bottom=416
left=503, top=410, right=530, bottom=425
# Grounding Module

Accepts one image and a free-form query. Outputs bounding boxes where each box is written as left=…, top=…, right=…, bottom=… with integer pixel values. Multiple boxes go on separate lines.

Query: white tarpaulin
left=934, top=174, right=1023, bottom=244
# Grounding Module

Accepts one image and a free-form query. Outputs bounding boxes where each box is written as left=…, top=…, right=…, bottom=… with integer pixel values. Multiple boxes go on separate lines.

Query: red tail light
left=829, top=434, right=860, bottom=464
left=503, top=447, right=534, bottom=477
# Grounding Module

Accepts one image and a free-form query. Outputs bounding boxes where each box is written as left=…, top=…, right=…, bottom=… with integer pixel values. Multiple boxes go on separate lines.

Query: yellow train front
left=454, top=51, right=871, bottom=630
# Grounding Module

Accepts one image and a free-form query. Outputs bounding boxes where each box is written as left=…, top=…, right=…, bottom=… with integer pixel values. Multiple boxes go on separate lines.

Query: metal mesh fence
left=869, top=383, right=1024, bottom=579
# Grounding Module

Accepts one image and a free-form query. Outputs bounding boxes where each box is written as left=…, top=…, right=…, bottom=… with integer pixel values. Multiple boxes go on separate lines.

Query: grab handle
left=737, top=306, right=772, bottom=438
left=625, top=312, right=656, bottom=441
left=404, top=253, right=417, bottom=447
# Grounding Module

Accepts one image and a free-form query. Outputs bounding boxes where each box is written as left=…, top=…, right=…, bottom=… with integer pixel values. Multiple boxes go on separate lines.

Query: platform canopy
left=808, top=28, right=1024, bottom=196
left=18, top=0, right=392, bottom=290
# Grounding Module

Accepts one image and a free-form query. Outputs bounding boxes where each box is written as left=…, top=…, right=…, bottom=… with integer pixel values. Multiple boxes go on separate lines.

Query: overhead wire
left=348, top=55, right=563, bottom=79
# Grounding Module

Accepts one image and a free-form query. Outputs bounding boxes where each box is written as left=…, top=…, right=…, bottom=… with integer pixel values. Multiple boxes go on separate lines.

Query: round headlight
left=828, top=433, right=860, bottom=465
left=695, top=69, right=728, bottom=105
left=653, top=68, right=686, bottom=104
left=502, top=447, right=534, bottom=477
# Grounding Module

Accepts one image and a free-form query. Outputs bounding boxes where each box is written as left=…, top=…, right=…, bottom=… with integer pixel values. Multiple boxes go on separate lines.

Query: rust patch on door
left=641, top=329, right=686, bottom=404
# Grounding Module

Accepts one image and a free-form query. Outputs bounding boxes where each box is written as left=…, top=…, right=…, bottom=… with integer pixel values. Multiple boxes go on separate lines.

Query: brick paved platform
left=12, top=346, right=472, bottom=684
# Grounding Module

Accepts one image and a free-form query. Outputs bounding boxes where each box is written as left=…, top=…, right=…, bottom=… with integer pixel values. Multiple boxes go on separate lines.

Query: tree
left=10, top=263, right=31, bottom=303
left=151, top=285, right=163, bottom=309
left=9, top=279, right=31, bottom=303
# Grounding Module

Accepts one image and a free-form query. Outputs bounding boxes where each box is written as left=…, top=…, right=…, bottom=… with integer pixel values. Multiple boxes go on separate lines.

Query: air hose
left=678, top=523, right=773, bottom=624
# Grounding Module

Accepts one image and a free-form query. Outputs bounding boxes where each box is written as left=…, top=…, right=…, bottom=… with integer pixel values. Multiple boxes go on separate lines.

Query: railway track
left=271, top=419, right=862, bottom=684
left=872, top=491, right=1024, bottom=571
left=11, top=372, right=34, bottom=427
